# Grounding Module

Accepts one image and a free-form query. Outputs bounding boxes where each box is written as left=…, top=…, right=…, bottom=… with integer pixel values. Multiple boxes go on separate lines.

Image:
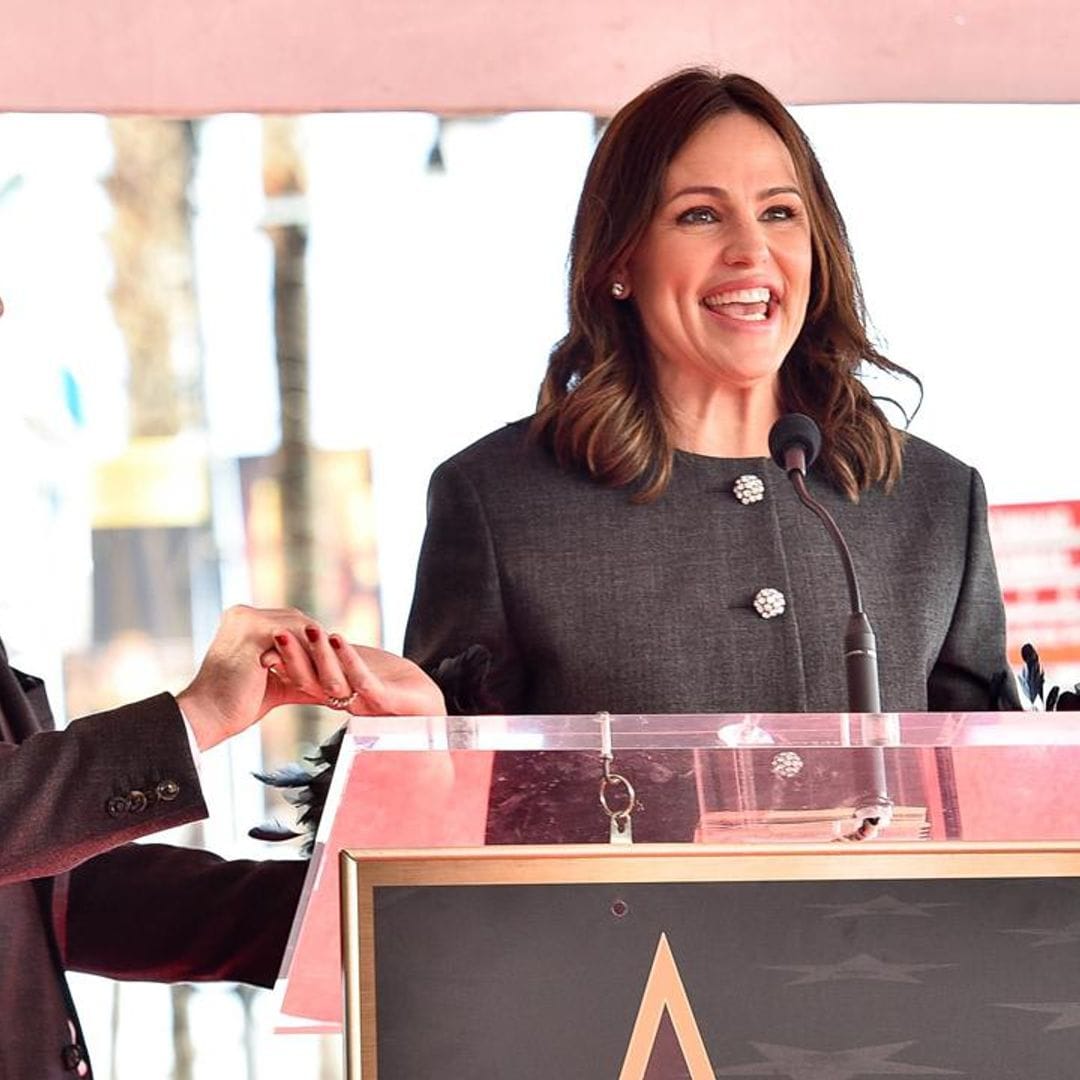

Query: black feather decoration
left=1056, top=689, right=1080, bottom=711
left=248, top=820, right=305, bottom=843
left=249, top=647, right=500, bottom=855
left=1019, top=642, right=1045, bottom=706
left=248, top=726, right=347, bottom=853
left=430, top=644, right=503, bottom=714
left=1006, top=642, right=1080, bottom=711
left=253, top=762, right=323, bottom=789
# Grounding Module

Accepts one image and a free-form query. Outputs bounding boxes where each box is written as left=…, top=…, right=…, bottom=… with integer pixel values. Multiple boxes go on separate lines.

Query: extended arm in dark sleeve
left=0, top=690, right=206, bottom=887
left=63, top=844, right=305, bottom=987
left=927, top=468, right=1016, bottom=710
left=403, top=459, right=525, bottom=711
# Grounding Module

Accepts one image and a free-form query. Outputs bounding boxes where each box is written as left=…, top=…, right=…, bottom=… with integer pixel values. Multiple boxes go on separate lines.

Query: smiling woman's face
left=625, top=110, right=812, bottom=394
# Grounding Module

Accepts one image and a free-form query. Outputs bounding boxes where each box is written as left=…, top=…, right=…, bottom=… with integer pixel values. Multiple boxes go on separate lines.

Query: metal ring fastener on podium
left=596, top=711, right=637, bottom=844
left=600, top=772, right=636, bottom=824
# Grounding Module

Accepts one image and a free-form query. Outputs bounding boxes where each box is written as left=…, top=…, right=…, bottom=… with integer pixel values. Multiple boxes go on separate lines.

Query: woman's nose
left=722, top=217, right=769, bottom=267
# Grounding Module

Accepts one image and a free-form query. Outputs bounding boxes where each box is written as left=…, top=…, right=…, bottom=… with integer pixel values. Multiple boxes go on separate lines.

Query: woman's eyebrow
left=666, top=183, right=804, bottom=203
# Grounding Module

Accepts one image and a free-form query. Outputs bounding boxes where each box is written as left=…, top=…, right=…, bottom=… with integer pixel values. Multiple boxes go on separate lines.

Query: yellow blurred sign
left=92, top=435, right=210, bottom=528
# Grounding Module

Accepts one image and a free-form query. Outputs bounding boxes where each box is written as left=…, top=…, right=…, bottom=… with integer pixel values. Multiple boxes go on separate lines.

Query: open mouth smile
left=701, top=286, right=777, bottom=324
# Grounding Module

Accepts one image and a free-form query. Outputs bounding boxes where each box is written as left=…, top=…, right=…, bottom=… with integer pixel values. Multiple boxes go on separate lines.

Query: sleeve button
left=156, top=779, right=181, bottom=802
left=60, top=1042, right=86, bottom=1071
left=105, top=796, right=128, bottom=818
left=126, top=790, right=148, bottom=813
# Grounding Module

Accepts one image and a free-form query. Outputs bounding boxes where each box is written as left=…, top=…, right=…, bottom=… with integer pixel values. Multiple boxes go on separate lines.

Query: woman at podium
left=276, top=69, right=1013, bottom=843
left=401, top=68, right=1011, bottom=725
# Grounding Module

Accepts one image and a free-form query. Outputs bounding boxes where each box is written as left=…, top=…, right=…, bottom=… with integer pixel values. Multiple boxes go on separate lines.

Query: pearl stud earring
left=611, top=282, right=627, bottom=298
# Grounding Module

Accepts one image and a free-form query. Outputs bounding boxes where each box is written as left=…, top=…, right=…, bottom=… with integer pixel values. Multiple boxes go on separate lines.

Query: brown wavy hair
left=532, top=68, right=918, bottom=502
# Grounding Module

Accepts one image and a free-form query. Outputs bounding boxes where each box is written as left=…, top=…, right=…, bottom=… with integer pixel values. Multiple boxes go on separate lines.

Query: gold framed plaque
left=341, top=842, right=1080, bottom=1079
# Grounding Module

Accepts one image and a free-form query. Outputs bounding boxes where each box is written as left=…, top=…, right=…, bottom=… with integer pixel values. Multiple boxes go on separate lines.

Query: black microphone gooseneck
left=768, top=413, right=889, bottom=836
left=768, top=414, right=882, bottom=713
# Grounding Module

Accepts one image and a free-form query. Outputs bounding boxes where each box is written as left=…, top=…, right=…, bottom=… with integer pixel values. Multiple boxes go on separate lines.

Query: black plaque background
left=370, top=876, right=1080, bottom=1078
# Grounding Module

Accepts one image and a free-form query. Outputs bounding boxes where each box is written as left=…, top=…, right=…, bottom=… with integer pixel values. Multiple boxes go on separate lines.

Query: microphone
left=769, top=414, right=881, bottom=713
left=767, top=412, right=821, bottom=479
left=769, top=413, right=889, bottom=835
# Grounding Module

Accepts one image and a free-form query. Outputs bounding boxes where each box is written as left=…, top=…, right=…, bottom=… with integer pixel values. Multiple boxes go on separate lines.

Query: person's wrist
left=175, top=706, right=204, bottom=771
left=174, top=688, right=226, bottom=752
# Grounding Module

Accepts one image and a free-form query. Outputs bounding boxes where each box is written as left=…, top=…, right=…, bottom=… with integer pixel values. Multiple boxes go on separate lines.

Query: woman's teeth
left=702, top=287, right=772, bottom=322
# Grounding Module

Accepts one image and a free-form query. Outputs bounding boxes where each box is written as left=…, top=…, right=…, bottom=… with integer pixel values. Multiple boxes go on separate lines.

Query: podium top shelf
left=344, top=710, right=1080, bottom=750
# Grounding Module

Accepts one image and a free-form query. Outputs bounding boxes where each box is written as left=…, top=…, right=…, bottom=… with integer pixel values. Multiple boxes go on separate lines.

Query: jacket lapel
left=0, top=636, right=48, bottom=742
left=0, top=636, right=13, bottom=742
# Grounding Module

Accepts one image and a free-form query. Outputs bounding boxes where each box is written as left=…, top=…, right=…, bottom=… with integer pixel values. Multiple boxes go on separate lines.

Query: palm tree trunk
left=263, top=117, right=322, bottom=750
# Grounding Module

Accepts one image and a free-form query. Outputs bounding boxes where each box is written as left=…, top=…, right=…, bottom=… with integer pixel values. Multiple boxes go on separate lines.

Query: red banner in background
left=988, top=501, right=1080, bottom=665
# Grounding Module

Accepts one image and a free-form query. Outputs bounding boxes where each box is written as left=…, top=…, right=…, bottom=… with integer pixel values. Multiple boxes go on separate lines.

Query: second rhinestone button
left=753, top=587, right=786, bottom=619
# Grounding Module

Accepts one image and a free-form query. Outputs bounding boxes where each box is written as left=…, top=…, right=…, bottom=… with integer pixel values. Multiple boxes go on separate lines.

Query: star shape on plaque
left=809, top=895, right=956, bottom=919
left=763, top=952, right=955, bottom=986
left=712, top=1040, right=958, bottom=1078
left=1001, top=921, right=1080, bottom=948
left=995, top=1001, right=1080, bottom=1030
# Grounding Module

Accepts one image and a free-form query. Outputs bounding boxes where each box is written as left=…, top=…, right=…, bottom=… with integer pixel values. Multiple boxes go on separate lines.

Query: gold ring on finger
left=326, top=690, right=358, bottom=710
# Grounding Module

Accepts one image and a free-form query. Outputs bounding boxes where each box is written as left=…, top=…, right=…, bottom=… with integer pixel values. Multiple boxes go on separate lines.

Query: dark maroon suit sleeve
left=64, top=844, right=305, bottom=987
left=0, top=689, right=207, bottom=887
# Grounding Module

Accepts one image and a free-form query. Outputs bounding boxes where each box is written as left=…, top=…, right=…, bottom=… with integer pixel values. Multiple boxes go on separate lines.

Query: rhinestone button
left=753, top=587, right=786, bottom=619
left=771, top=751, right=804, bottom=778
left=732, top=474, right=765, bottom=505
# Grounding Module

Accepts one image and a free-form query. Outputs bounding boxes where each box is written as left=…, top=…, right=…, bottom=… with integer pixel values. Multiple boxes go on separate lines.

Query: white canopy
left=2, top=0, right=1077, bottom=114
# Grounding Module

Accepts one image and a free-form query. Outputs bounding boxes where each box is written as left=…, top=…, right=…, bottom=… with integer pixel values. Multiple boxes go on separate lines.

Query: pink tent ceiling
left=2, top=0, right=1077, bottom=114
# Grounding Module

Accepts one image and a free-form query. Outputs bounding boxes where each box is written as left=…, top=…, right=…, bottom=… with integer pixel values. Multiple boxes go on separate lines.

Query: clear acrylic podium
left=274, top=711, right=1080, bottom=1078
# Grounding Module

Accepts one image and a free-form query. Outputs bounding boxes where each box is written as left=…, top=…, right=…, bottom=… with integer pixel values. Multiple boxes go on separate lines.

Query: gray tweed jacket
left=405, top=419, right=1010, bottom=716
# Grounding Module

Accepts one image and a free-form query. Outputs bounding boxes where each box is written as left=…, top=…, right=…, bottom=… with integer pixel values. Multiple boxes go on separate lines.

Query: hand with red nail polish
left=176, top=605, right=345, bottom=750
left=267, top=624, right=444, bottom=718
